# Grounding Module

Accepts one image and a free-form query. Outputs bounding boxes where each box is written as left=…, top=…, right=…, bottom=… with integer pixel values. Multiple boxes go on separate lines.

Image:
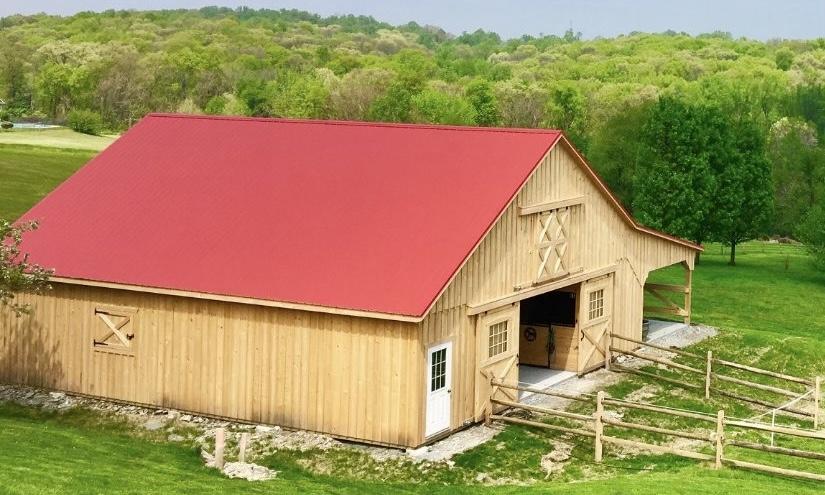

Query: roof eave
left=49, top=276, right=425, bottom=323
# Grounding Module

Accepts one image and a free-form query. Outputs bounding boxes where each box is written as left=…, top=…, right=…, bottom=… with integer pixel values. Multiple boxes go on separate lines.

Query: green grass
left=0, top=144, right=97, bottom=220
left=2, top=138, right=825, bottom=492
left=2, top=402, right=823, bottom=495
left=0, top=128, right=116, bottom=151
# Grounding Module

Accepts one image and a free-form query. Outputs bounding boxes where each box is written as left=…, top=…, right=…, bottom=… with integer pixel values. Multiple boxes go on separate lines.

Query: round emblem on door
left=524, top=326, right=537, bottom=342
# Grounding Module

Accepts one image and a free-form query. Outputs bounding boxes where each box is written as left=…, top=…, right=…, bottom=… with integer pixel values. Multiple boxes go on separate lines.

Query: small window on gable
left=93, top=307, right=136, bottom=356
left=488, top=321, right=509, bottom=359
left=588, top=289, right=605, bottom=321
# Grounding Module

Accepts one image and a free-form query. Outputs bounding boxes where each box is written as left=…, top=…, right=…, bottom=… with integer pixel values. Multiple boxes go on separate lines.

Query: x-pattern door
left=536, top=207, right=570, bottom=281
left=577, top=276, right=613, bottom=374
left=93, top=307, right=135, bottom=354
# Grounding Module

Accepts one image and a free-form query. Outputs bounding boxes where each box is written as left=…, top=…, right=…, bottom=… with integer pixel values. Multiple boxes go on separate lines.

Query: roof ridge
left=145, top=113, right=563, bottom=136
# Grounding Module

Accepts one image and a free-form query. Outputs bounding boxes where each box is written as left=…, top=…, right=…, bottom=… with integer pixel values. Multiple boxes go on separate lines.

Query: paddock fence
left=488, top=374, right=825, bottom=482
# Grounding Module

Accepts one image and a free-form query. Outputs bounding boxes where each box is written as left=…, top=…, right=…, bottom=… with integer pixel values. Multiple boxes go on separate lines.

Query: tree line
left=0, top=8, right=824, bottom=265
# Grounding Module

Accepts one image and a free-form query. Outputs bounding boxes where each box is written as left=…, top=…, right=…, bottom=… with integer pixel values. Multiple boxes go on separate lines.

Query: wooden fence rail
left=488, top=378, right=825, bottom=482
left=609, top=334, right=821, bottom=427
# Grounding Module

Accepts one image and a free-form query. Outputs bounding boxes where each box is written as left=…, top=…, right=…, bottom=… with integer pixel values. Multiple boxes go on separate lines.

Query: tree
left=710, top=118, right=774, bottom=265
left=768, top=118, right=823, bottom=235
left=1, top=220, right=52, bottom=316
left=411, top=88, right=475, bottom=125
left=367, top=82, right=413, bottom=122
left=798, top=205, right=825, bottom=270
left=465, top=79, right=499, bottom=127
left=633, top=97, right=717, bottom=247
left=545, top=83, right=589, bottom=150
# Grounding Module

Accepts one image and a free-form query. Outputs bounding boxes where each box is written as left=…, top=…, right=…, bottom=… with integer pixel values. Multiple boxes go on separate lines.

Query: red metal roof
left=19, top=114, right=562, bottom=317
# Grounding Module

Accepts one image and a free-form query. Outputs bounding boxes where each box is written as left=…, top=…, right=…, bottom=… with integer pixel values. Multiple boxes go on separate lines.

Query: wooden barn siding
left=0, top=285, right=422, bottom=447
left=419, top=142, right=696, bottom=431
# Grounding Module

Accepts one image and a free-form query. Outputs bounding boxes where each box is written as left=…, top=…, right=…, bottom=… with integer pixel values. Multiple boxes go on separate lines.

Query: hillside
left=1, top=8, right=823, bottom=247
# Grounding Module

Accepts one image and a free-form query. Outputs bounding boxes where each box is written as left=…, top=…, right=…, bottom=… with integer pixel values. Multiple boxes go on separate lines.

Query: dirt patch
left=625, top=384, right=662, bottom=403
left=541, top=441, right=573, bottom=477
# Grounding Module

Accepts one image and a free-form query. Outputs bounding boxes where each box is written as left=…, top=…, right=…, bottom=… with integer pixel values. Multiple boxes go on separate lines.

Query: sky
left=0, top=0, right=823, bottom=40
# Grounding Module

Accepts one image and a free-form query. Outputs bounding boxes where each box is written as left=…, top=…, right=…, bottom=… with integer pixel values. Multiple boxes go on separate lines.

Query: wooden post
left=815, top=377, right=821, bottom=429
left=714, top=410, right=724, bottom=469
left=594, top=391, right=605, bottom=463
left=485, top=375, right=495, bottom=427
left=683, top=263, right=692, bottom=326
left=214, top=427, right=225, bottom=470
left=705, top=351, right=712, bottom=400
left=604, top=331, right=611, bottom=371
left=238, top=432, right=249, bottom=463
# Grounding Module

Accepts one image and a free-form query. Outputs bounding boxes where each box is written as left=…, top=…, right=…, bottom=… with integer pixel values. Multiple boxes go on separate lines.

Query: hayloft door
left=426, top=342, right=452, bottom=437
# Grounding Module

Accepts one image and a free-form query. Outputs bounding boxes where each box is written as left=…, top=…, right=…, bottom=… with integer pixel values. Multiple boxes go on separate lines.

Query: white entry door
left=425, top=342, right=452, bottom=438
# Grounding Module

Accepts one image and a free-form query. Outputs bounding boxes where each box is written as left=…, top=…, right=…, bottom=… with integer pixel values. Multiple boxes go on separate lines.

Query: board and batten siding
left=0, top=284, right=423, bottom=447
left=418, top=140, right=697, bottom=432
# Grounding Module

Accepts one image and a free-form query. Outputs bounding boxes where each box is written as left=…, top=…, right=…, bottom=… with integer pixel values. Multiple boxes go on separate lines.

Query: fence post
left=814, top=376, right=822, bottom=430
left=594, top=391, right=605, bottom=463
left=238, top=432, right=249, bottom=463
left=705, top=351, right=713, bottom=400
left=604, top=331, right=612, bottom=371
left=486, top=375, right=495, bottom=427
left=714, top=410, right=724, bottom=469
left=214, top=427, right=226, bottom=470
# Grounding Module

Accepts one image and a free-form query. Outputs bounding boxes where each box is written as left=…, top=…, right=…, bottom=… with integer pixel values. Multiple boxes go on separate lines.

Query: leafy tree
left=495, top=81, right=548, bottom=128
left=465, top=79, right=499, bottom=127
left=368, top=82, right=413, bottom=122
left=267, top=71, right=330, bottom=119
left=1, top=220, right=52, bottom=316
left=798, top=205, right=825, bottom=270
left=545, top=83, right=589, bottom=150
left=767, top=118, right=823, bottom=235
left=775, top=47, right=795, bottom=71
left=329, top=67, right=393, bottom=121
left=711, top=118, right=774, bottom=265
left=411, top=88, right=475, bottom=125
left=587, top=102, right=652, bottom=205
left=633, top=97, right=717, bottom=246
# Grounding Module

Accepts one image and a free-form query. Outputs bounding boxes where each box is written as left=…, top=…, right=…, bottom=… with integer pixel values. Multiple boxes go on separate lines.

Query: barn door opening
left=426, top=341, right=452, bottom=438
left=578, top=274, right=614, bottom=375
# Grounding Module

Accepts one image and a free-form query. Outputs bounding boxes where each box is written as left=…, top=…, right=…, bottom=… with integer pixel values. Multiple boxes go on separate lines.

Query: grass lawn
left=0, top=128, right=116, bottom=151
left=0, top=144, right=97, bottom=220
left=1, top=140, right=825, bottom=493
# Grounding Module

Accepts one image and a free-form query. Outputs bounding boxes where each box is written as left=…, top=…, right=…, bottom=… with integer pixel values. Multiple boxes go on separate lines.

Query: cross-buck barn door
left=426, top=341, right=452, bottom=438
left=577, top=275, right=613, bottom=375
left=474, top=303, right=519, bottom=421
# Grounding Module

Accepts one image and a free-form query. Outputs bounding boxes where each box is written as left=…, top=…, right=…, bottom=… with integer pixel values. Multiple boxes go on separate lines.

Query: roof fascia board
left=49, top=276, right=423, bottom=323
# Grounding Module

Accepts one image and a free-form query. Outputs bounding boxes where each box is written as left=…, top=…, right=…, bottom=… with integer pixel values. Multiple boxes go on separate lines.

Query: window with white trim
left=588, top=289, right=605, bottom=320
left=487, top=321, right=509, bottom=358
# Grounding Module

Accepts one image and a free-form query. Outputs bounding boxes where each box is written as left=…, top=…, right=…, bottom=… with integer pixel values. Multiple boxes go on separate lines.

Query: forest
left=0, top=7, right=824, bottom=264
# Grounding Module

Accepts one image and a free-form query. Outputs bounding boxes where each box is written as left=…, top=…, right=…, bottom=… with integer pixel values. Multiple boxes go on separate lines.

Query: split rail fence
left=488, top=375, right=825, bottom=482
left=607, top=334, right=822, bottom=428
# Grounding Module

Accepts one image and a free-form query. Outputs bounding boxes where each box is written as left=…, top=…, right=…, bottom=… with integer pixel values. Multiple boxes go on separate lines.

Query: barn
left=1, top=114, right=700, bottom=448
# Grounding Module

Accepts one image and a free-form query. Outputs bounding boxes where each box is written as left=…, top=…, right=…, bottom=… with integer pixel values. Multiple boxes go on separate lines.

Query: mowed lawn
left=0, top=128, right=116, bottom=151
left=0, top=144, right=97, bottom=220
left=2, top=141, right=825, bottom=493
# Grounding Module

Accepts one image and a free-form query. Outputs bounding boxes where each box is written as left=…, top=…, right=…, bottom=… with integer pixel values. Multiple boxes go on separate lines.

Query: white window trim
left=480, top=313, right=516, bottom=367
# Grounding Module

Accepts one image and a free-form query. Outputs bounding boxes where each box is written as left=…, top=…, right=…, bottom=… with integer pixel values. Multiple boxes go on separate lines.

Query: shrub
left=798, top=205, right=825, bottom=270
left=66, top=109, right=103, bottom=135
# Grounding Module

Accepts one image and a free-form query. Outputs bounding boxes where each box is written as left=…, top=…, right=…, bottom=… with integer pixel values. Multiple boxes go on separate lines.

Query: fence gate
left=578, top=274, right=613, bottom=374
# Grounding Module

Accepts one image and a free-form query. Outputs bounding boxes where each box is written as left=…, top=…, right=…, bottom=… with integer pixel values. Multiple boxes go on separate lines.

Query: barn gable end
left=415, top=137, right=697, bottom=443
